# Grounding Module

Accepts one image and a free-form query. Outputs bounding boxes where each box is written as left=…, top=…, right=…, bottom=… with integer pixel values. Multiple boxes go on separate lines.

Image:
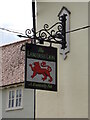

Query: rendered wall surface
left=36, top=2, right=88, bottom=118
left=0, top=90, right=2, bottom=119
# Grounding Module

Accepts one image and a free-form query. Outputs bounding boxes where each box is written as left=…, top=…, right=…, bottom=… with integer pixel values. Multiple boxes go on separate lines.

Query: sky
left=0, top=0, right=33, bottom=46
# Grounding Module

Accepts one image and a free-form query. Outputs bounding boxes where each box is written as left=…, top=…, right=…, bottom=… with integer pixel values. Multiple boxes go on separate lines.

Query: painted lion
left=29, top=61, right=52, bottom=82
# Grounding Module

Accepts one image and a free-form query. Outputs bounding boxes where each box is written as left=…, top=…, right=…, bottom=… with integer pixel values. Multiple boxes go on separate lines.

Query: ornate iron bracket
left=18, top=6, right=70, bottom=60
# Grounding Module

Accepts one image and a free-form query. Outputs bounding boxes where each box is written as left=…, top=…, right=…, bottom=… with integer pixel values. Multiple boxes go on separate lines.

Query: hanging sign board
left=25, top=43, right=57, bottom=91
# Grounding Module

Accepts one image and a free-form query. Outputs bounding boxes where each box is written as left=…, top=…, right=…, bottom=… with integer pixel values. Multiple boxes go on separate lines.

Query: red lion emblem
left=29, top=61, right=52, bottom=82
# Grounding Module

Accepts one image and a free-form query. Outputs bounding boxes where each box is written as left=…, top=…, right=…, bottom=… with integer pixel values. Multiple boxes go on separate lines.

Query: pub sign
left=25, top=43, right=57, bottom=91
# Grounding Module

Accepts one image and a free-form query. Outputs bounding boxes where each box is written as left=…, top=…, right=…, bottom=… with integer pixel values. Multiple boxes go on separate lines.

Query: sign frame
left=25, top=43, right=57, bottom=91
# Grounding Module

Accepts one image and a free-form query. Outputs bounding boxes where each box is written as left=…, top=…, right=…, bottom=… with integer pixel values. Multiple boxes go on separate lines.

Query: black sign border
left=25, top=43, right=57, bottom=92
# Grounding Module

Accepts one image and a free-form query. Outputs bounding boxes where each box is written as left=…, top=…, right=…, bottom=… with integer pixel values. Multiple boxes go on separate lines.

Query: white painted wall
left=2, top=86, right=34, bottom=118
left=36, top=2, right=88, bottom=118
left=0, top=90, right=2, bottom=119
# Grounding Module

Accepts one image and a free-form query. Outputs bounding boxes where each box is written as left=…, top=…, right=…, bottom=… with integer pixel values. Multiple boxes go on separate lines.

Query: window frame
left=6, top=87, right=23, bottom=111
left=8, top=90, right=15, bottom=108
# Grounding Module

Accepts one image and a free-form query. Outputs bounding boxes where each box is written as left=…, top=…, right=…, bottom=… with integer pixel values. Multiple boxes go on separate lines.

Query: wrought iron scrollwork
left=18, top=6, right=71, bottom=60
left=18, top=13, right=67, bottom=50
left=18, top=13, right=67, bottom=53
left=25, top=29, right=31, bottom=37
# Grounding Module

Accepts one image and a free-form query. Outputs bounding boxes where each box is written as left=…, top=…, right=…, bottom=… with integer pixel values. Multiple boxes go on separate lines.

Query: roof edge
left=0, top=82, right=24, bottom=89
left=0, top=38, right=31, bottom=48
